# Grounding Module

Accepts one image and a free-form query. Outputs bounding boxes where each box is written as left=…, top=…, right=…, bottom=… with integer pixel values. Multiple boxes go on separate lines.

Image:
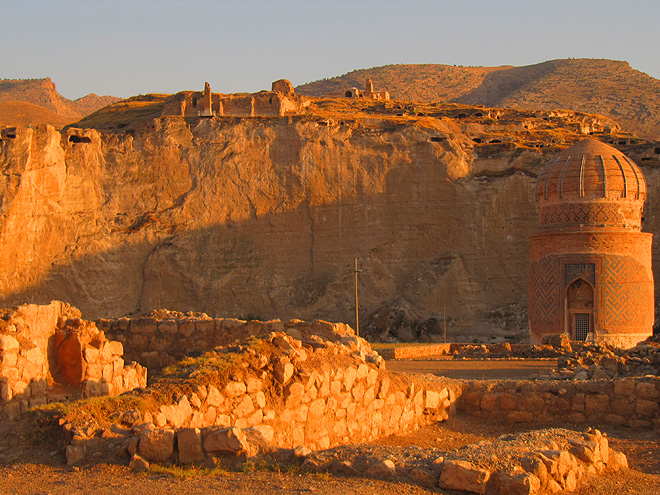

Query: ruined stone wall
left=64, top=330, right=457, bottom=465
left=0, top=302, right=146, bottom=419
left=458, top=376, right=660, bottom=428
left=98, top=315, right=357, bottom=369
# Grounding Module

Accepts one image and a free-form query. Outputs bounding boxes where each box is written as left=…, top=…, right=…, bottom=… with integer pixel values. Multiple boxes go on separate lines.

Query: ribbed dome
left=536, top=138, right=646, bottom=205
left=535, top=139, right=647, bottom=231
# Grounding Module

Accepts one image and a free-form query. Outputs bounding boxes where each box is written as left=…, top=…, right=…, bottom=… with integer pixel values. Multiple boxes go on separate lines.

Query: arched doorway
left=345, top=90, right=353, bottom=98
left=566, top=278, right=594, bottom=340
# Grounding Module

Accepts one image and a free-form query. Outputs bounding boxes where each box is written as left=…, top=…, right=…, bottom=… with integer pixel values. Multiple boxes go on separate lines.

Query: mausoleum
left=528, top=138, right=654, bottom=347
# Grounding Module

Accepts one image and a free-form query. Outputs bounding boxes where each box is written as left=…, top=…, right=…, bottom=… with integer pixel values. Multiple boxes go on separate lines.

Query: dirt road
left=386, top=356, right=556, bottom=380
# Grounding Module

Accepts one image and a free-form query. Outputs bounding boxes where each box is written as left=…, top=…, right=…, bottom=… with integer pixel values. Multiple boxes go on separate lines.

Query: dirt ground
left=0, top=359, right=658, bottom=494
left=386, top=356, right=557, bottom=380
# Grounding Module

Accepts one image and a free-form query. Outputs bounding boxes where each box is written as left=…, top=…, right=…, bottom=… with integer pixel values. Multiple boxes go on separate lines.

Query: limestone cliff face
left=1, top=116, right=642, bottom=341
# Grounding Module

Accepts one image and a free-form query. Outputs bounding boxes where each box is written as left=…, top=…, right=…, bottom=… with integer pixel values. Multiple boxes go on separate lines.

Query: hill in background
left=296, top=59, right=660, bottom=140
left=0, top=78, right=120, bottom=128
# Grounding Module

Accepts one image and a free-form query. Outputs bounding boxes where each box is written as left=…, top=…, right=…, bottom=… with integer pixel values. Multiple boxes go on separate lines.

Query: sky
left=2, top=0, right=660, bottom=100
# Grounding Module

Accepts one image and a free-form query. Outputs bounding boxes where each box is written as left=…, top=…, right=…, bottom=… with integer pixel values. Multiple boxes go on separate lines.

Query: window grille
left=574, top=313, right=590, bottom=341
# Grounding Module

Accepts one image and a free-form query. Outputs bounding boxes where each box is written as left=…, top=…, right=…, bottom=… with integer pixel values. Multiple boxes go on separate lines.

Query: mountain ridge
left=0, top=77, right=120, bottom=128
left=296, top=59, right=660, bottom=140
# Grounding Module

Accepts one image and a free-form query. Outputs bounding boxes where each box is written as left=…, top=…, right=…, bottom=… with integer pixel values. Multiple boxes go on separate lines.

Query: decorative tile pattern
left=602, top=255, right=654, bottom=328
left=529, top=256, right=561, bottom=327
left=539, top=203, right=641, bottom=230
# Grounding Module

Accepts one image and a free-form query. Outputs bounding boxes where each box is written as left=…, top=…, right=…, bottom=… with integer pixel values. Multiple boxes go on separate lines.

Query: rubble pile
left=305, top=427, right=627, bottom=494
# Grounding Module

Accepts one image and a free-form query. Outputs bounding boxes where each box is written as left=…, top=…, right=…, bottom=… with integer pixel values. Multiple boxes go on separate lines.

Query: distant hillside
left=297, top=59, right=660, bottom=140
left=0, top=101, right=72, bottom=128
left=0, top=78, right=120, bottom=128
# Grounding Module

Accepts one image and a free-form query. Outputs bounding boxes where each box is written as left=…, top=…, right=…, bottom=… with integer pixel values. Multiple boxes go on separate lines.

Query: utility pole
left=443, top=306, right=447, bottom=343
left=354, top=258, right=361, bottom=337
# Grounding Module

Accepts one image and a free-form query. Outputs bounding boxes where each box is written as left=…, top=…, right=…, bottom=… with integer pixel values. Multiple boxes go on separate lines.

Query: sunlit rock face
left=1, top=113, right=658, bottom=342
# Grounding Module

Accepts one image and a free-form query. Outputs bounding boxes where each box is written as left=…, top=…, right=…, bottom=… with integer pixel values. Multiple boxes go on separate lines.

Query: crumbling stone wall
left=458, top=376, right=660, bottom=428
left=64, top=330, right=457, bottom=466
left=98, top=313, right=358, bottom=369
left=159, top=80, right=310, bottom=118
left=0, top=302, right=146, bottom=419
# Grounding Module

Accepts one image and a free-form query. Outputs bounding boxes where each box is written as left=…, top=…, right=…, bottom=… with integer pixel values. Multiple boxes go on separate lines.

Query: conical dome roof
left=535, top=138, right=646, bottom=231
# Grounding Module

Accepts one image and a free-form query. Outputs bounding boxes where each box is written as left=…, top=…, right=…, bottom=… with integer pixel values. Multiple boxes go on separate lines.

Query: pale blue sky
left=2, top=0, right=659, bottom=100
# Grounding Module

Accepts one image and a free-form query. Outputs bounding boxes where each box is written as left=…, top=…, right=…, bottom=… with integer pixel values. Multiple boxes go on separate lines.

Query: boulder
left=409, top=467, right=436, bottom=487
left=366, top=459, right=396, bottom=478
left=129, top=454, right=150, bottom=471
left=66, top=444, right=85, bottom=465
left=438, top=460, right=490, bottom=494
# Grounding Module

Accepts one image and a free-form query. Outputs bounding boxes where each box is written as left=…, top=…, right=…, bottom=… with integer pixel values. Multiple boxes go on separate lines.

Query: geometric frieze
left=539, top=203, right=641, bottom=230
left=565, top=263, right=595, bottom=286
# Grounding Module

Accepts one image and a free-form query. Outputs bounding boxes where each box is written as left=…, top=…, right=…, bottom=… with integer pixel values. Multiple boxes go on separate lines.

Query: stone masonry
left=0, top=301, right=146, bottom=419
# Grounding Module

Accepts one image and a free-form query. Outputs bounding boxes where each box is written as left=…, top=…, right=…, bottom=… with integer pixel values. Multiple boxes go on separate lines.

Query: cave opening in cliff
left=69, top=135, right=91, bottom=143
left=345, top=90, right=353, bottom=98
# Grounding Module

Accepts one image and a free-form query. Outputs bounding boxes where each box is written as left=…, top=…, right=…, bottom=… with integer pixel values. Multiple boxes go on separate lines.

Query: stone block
left=157, top=319, right=178, bottom=334
left=206, top=385, right=224, bottom=407
left=139, top=428, right=174, bottom=462
left=234, top=395, right=254, bottom=418
left=177, top=428, right=204, bottom=463
left=83, top=346, right=100, bottom=364
left=308, top=398, right=325, bottom=419
left=66, top=444, right=85, bottom=465
left=131, top=318, right=157, bottom=334
left=607, top=449, right=628, bottom=471
left=635, top=399, right=659, bottom=417
left=203, top=427, right=249, bottom=454
left=107, top=341, right=124, bottom=356
left=178, top=321, right=195, bottom=337
left=438, top=460, right=490, bottom=494
left=129, top=454, right=149, bottom=471
left=343, top=367, right=357, bottom=391
left=499, top=473, right=541, bottom=495
left=274, top=359, right=294, bottom=385
left=637, top=382, right=659, bottom=400
left=246, top=377, right=262, bottom=393
left=409, top=467, right=436, bottom=487
left=0, top=335, right=19, bottom=352
left=584, top=394, right=609, bottom=415
left=224, top=380, right=247, bottom=397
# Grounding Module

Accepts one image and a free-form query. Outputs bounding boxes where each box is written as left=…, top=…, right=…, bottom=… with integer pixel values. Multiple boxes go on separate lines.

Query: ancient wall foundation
left=458, top=376, right=660, bottom=428
left=0, top=302, right=146, bottom=419
left=98, top=313, right=358, bottom=369
left=63, top=329, right=458, bottom=466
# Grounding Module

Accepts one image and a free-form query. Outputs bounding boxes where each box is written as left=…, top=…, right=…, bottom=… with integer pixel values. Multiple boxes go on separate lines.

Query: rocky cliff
left=2, top=100, right=659, bottom=342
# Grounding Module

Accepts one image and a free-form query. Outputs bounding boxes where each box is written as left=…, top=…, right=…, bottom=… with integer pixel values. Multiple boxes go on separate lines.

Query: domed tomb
left=528, top=138, right=653, bottom=347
